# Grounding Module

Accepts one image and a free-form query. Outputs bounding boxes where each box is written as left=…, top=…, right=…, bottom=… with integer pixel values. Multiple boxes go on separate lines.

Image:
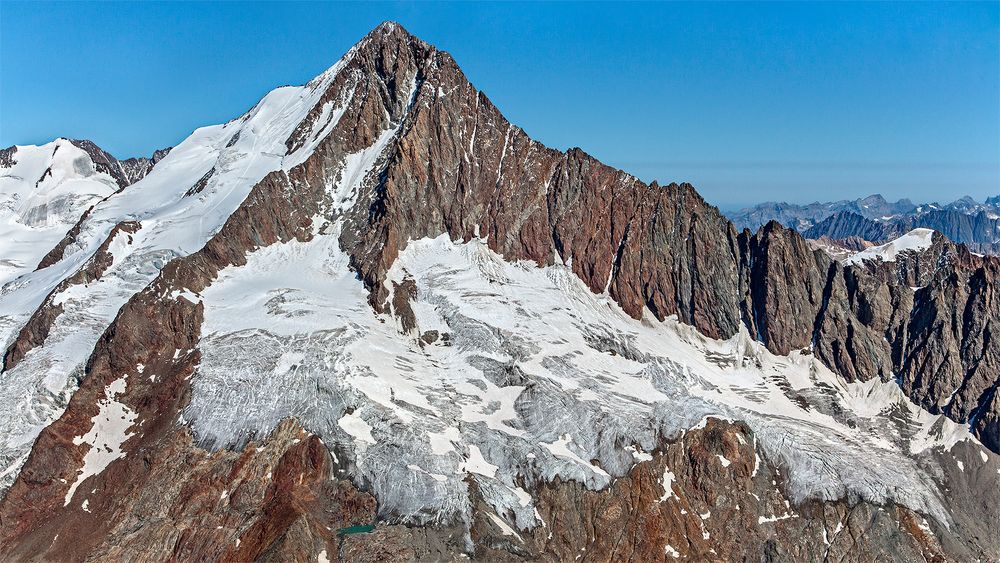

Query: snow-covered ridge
left=0, top=44, right=364, bottom=491
left=844, top=228, right=935, bottom=265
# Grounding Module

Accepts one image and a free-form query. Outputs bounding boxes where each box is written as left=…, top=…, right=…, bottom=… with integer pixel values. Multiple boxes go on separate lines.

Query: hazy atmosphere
left=2, top=2, right=997, bottom=208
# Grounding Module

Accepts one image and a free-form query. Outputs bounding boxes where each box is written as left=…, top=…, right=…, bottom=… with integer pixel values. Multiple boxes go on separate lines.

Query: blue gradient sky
left=2, top=2, right=997, bottom=208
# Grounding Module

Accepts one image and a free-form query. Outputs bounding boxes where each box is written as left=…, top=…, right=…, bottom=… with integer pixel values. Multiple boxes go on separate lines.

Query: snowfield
left=0, top=140, right=118, bottom=288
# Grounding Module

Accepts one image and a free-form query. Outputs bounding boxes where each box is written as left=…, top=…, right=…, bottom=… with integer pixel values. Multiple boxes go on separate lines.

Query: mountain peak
left=359, top=20, right=428, bottom=52
left=859, top=193, right=888, bottom=204
left=371, top=20, right=405, bottom=35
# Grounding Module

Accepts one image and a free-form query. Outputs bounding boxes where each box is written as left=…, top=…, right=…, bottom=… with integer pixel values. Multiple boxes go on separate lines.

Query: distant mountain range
left=728, top=194, right=1000, bottom=254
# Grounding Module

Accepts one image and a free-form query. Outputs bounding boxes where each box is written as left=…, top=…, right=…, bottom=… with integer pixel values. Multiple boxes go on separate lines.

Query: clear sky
left=2, top=2, right=997, bottom=209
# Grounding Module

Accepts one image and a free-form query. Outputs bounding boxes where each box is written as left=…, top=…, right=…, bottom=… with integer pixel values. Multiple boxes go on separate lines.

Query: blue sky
left=1, top=2, right=997, bottom=208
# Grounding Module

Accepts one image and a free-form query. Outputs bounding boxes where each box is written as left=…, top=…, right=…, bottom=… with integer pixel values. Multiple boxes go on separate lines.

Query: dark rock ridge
left=321, top=25, right=1000, bottom=452
left=0, top=146, right=15, bottom=168
left=803, top=210, right=889, bottom=242
left=1, top=21, right=998, bottom=561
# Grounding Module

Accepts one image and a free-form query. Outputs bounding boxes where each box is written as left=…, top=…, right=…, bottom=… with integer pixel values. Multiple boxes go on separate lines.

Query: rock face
left=901, top=259, right=1000, bottom=442
left=845, top=229, right=984, bottom=288
left=0, top=21, right=998, bottom=561
left=344, top=419, right=995, bottom=562
left=804, top=210, right=890, bottom=242
left=319, top=24, right=1000, bottom=453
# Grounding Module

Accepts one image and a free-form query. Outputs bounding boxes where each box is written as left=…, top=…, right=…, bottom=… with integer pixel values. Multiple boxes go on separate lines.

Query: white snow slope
left=182, top=120, right=980, bottom=534
left=187, top=228, right=977, bottom=529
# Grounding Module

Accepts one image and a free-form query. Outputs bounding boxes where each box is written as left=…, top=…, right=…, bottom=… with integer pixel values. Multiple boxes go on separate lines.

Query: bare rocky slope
left=0, top=23, right=998, bottom=561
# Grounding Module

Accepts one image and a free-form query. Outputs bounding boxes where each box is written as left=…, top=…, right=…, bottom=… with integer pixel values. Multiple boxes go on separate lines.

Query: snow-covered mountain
left=1, top=23, right=998, bottom=561
left=843, top=228, right=936, bottom=266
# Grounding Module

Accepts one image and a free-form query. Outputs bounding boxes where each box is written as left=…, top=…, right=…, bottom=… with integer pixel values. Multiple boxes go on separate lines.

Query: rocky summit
left=0, top=23, right=998, bottom=561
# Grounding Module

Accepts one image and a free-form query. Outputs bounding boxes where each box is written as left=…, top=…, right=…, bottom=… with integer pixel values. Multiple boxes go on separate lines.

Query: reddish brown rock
left=741, top=221, right=829, bottom=355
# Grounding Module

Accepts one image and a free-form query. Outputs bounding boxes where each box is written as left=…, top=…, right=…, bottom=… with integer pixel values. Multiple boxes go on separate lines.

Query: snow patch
left=758, top=512, right=797, bottom=524
left=64, top=376, right=137, bottom=505
left=337, top=413, right=375, bottom=444
left=461, top=445, right=499, bottom=479
left=659, top=467, right=678, bottom=502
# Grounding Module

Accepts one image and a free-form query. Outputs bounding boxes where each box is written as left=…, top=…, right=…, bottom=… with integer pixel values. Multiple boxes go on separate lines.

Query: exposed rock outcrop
left=344, top=419, right=997, bottom=561
left=326, top=24, right=1000, bottom=452
left=805, top=210, right=889, bottom=242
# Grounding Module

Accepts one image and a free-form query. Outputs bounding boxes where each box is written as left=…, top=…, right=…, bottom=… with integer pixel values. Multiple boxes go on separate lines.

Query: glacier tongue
left=187, top=229, right=973, bottom=528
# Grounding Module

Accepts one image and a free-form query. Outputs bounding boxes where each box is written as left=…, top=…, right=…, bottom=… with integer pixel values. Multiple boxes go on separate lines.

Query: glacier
left=186, top=223, right=975, bottom=532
